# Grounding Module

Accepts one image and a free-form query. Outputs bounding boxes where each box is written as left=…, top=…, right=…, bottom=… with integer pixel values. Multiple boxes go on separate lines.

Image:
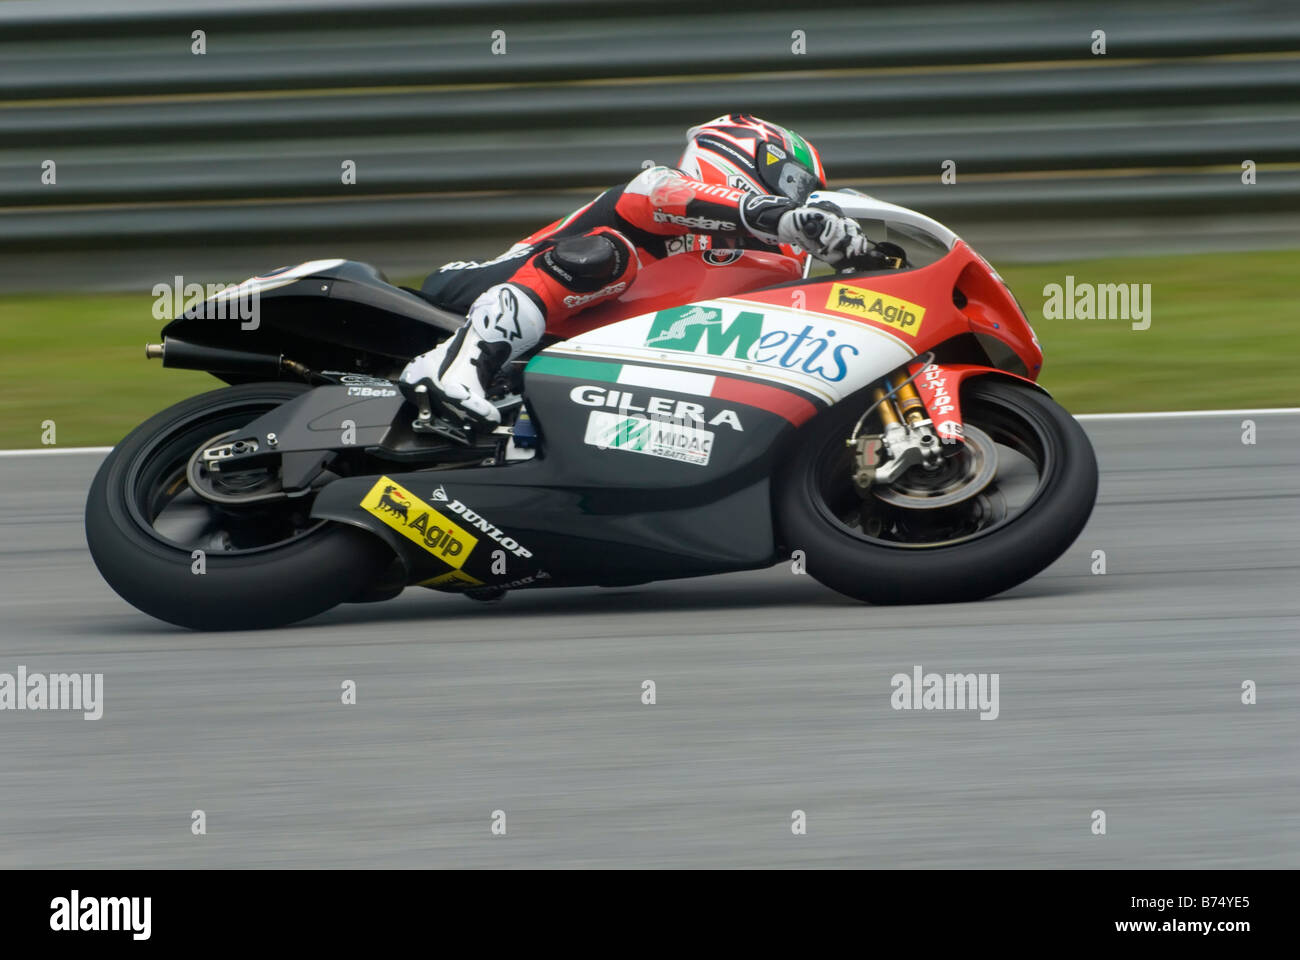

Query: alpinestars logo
left=652, top=211, right=735, bottom=231
left=563, top=282, right=627, bottom=308
left=490, top=286, right=522, bottom=341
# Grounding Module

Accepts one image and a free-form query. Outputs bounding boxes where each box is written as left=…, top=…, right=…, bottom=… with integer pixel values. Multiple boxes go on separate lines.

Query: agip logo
left=826, top=283, right=926, bottom=336
left=361, top=476, right=478, bottom=566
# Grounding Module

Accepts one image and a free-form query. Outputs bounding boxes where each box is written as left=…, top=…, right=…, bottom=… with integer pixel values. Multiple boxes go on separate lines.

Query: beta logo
left=826, top=283, right=926, bottom=336
left=346, top=386, right=397, bottom=397
left=361, top=476, right=478, bottom=567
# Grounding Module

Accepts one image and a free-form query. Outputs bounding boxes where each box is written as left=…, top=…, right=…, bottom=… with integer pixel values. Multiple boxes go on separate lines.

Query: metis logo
left=645, top=304, right=859, bottom=382
left=646, top=305, right=760, bottom=358
left=360, top=477, right=478, bottom=566
left=50, top=891, right=151, bottom=940
left=826, top=283, right=926, bottom=336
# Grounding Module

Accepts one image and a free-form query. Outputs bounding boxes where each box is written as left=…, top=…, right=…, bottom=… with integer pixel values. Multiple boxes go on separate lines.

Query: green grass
left=1, top=249, right=1296, bottom=448
left=997, top=250, right=1299, bottom=414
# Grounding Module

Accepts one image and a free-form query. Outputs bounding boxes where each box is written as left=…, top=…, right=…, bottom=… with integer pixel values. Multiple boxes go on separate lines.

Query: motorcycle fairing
left=309, top=239, right=1047, bottom=593
left=310, top=336, right=805, bottom=589
left=161, top=259, right=464, bottom=382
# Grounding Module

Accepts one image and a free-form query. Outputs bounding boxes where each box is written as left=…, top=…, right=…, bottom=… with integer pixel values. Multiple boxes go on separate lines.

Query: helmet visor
left=761, top=159, right=821, bottom=203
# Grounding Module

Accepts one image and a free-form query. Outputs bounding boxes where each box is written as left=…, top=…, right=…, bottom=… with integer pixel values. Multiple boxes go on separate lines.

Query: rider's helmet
left=679, top=114, right=828, bottom=204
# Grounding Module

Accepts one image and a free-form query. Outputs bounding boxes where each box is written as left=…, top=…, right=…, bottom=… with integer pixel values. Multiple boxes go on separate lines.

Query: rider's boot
left=399, top=282, right=546, bottom=426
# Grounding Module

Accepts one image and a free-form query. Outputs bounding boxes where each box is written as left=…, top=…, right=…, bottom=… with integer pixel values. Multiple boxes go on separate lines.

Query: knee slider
left=541, top=231, right=636, bottom=293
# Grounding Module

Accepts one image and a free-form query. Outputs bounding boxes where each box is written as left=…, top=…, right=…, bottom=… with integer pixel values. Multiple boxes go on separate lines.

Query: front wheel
left=86, top=382, right=396, bottom=630
left=776, top=378, right=1098, bottom=604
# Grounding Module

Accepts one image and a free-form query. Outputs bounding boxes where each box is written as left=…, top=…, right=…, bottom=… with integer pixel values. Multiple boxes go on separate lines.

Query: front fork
left=848, top=365, right=946, bottom=496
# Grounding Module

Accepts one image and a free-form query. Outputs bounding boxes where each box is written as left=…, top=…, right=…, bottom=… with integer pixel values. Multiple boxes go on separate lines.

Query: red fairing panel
left=905, top=362, right=1041, bottom=444
left=736, top=240, right=1043, bottom=382
left=548, top=249, right=802, bottom=339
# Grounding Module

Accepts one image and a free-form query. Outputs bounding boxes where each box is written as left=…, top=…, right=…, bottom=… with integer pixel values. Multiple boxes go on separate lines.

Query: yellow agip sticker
left=418, top=569, right=485, bottom=589
left=826, top=283, right=925, bottom=336
left=360, top=476, right=478, bottom=567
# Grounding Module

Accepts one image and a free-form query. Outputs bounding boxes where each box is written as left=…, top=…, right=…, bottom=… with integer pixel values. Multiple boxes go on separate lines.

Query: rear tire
left=86, top=382, right=395, bottom=630
left=776, top=378, right=1098, bottom=604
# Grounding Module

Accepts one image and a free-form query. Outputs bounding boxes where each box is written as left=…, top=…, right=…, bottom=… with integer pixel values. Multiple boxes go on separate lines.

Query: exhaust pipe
left=145, top=337, right=309, bottom=379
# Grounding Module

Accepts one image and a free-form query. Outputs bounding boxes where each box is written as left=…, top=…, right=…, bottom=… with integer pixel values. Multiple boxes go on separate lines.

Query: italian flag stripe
left=711, top=376, right=817, bottom=426
left=786, top=129, right=815, bottom=173
left=526, top=354, right=818, bottom=426
left=526, top=354, right=622, bottom=382
left=616, top=364, right=715, bottom=395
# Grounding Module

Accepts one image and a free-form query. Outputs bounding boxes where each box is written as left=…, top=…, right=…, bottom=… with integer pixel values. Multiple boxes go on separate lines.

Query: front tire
left=86, top=382, right=395, bottom=630
left=776, top=378, right=1098, bottom=604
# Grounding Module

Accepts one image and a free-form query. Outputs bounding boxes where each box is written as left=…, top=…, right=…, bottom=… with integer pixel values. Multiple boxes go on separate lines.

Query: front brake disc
left=871, top=423, right=999, bottom=510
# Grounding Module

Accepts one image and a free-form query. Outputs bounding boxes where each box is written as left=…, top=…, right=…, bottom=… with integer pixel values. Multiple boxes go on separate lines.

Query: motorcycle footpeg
left=403, top=381, right=477, bottom=446
left=412, top=415, right=474, bottom=446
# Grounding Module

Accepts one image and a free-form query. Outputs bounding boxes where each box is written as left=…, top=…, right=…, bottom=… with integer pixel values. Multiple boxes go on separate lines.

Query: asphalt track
left=0, top=411, right=1296, bottom=868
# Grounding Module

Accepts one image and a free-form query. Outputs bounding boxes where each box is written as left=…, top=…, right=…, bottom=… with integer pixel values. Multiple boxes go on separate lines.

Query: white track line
left=0, top=446, right=113, bottom=457
left=0, top=408, right=1296, bottom=457
left=1075, top=408, right=1300, bottom=421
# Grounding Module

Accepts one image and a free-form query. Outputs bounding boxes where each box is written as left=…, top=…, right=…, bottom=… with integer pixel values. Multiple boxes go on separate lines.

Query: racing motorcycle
left=86, top=191, right=1098, bottom=630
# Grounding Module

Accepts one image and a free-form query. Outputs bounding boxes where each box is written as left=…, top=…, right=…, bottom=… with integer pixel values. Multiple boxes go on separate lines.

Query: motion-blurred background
left=1, top=0, right=1297, bottom=445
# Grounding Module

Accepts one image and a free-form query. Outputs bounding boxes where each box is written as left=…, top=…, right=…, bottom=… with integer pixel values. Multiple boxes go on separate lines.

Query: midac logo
left=645, top=305, right=764, bottom=358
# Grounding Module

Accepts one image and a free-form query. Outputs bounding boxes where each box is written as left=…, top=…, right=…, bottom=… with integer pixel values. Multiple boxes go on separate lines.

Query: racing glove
left=777, top=201, right=868, bottom=267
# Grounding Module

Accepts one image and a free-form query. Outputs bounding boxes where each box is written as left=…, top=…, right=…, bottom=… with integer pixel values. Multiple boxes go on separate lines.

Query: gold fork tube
left=893, top=372, right=926, bottom=424
left=874, top=387, right=901, bottom=428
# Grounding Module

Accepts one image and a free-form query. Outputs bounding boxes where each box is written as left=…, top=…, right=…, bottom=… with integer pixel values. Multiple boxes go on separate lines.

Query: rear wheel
left=776, top=378, right=1098, bottom=604
left=86, top=382, right=396, bottom=630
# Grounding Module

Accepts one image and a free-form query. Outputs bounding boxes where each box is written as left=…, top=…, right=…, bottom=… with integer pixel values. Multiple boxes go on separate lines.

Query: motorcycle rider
left=400, top=114, right=874, bottom=425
